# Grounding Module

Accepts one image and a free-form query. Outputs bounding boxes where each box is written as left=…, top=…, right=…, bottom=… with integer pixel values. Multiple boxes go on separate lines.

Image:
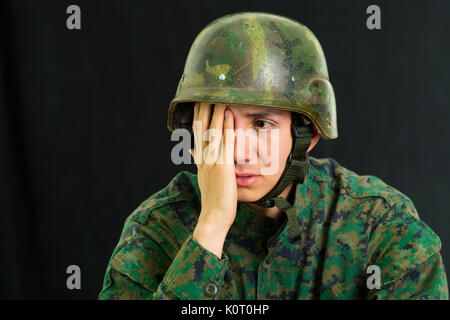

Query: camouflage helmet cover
left=168, top=12, right=338, bottom=140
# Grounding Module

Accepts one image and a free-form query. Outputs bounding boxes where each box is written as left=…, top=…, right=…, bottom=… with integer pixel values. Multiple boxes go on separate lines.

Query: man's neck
left=248, top=182, right=295, bottom=221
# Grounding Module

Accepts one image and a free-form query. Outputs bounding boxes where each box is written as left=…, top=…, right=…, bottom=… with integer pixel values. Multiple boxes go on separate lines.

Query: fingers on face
left=193, top=102, right=200, bottom=124
left=198, top=102, right=212, bottom=133
left=219, top=109, right=235, bottom=164
left=207, top=104, right=226, bottom=158
left=209, top=104, right=226, bottom=131
left=223, top=109, right=234, bottom=131
left=192, top=102, right=235, bottom=165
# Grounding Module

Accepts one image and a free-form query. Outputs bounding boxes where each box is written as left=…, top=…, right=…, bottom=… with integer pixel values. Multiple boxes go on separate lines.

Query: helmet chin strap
left=250, top=114, right=313, bottom=242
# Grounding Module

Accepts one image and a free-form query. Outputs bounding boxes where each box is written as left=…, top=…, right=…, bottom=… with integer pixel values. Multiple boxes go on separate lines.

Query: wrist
left=193, top=221, right=229, bottom=259
left=197, top=210, right=233, bottom=232
left=193, top=220, right=229, bottom=240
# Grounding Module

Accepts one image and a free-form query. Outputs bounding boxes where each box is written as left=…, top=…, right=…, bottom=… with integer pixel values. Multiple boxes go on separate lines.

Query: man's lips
left=235, top=173, right=260, bottom=187
left=235, top=172, right=259, bottom=176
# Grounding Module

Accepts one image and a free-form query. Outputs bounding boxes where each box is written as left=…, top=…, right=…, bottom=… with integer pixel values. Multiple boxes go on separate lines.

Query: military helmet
left=168, top=11, right=338, bottom=140
left=167, top=12, right=337, bottom=241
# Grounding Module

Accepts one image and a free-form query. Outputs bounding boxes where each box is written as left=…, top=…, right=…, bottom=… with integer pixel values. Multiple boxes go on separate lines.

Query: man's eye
left=255, top=120, right=272, bottom=128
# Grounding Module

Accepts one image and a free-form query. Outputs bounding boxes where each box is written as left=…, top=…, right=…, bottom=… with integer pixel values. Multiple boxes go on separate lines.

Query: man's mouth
left=235, top=173, right=260, bottom=187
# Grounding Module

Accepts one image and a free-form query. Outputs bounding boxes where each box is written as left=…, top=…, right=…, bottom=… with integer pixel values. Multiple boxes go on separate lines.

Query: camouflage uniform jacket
left=99, top=156, right=448, bottom=299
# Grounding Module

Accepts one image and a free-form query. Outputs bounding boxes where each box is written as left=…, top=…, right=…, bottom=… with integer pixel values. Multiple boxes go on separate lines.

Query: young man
left=99, top=12, right=448, bottom=299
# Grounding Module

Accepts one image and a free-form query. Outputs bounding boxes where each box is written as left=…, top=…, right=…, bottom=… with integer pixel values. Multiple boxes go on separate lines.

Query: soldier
left=99, top=12, right=448, bottom=299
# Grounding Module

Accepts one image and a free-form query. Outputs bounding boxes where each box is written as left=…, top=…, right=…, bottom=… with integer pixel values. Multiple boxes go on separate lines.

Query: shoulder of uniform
left=308, top=156, right=415, bottom=212
left=308, top=157, right=442, bottom=280
left=126, top=170, right=200, bottom=226
left=107, top=171, right=200, bottom=263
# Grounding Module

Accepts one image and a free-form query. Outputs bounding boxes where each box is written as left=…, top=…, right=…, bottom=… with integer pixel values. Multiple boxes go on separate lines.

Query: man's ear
left=308, top=130, right=320, bottom=152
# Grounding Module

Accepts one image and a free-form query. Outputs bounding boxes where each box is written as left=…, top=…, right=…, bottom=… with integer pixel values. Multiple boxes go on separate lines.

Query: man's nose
left=234, top=127, right=258, bottom=164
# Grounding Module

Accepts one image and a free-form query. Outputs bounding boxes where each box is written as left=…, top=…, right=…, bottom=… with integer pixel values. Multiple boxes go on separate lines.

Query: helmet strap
left=250, top=114, right=313, bottom=241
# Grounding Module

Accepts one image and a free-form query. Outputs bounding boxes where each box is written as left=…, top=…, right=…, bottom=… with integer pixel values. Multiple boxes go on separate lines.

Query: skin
left=191, top=102, right=320, bottom=258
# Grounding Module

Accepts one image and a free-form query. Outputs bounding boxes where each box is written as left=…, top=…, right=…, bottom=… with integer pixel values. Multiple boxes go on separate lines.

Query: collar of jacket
left=286, top=159, right=314, bottom=243
left=273, top=157, right=326, bottom=244
left=236, top=158, right=322, bottom=244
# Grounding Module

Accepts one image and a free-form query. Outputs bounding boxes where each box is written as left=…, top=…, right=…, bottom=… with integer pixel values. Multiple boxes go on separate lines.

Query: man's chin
left=237, top=188, right=265, bottom=203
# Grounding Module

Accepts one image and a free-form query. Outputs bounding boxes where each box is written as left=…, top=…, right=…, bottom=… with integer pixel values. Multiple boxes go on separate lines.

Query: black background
left=0, top=0, right=449, bottom=299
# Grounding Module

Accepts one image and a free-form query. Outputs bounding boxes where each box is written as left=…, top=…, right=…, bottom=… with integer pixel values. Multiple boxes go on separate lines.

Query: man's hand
left=191, top=102, right=236, bottom=259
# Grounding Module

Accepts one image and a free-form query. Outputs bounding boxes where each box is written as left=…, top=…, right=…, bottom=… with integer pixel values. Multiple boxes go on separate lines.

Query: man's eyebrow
left=243, top=110, right=284, bottom=118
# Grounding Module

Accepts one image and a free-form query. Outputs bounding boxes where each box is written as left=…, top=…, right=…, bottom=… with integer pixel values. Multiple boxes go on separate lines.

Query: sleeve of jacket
left=366, top=199, right=449, bottom=300
left=98, top=220, right=229, bottom=300
left=369, top=251, right=448, bottom=300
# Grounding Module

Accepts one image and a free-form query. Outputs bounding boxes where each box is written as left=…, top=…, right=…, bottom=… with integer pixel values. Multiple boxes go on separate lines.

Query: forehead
left=226, top=104, right=290, bottom=116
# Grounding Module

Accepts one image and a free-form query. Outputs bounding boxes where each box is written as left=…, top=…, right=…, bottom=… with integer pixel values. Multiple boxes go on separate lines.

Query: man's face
left=226, top=104, right=294, bottom=202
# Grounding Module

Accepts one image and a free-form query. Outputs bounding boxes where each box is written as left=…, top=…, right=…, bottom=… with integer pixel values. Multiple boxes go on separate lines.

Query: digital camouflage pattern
left=168, top=12, right=338, bottom=140
left=99, top=156, right=448, bottom=299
